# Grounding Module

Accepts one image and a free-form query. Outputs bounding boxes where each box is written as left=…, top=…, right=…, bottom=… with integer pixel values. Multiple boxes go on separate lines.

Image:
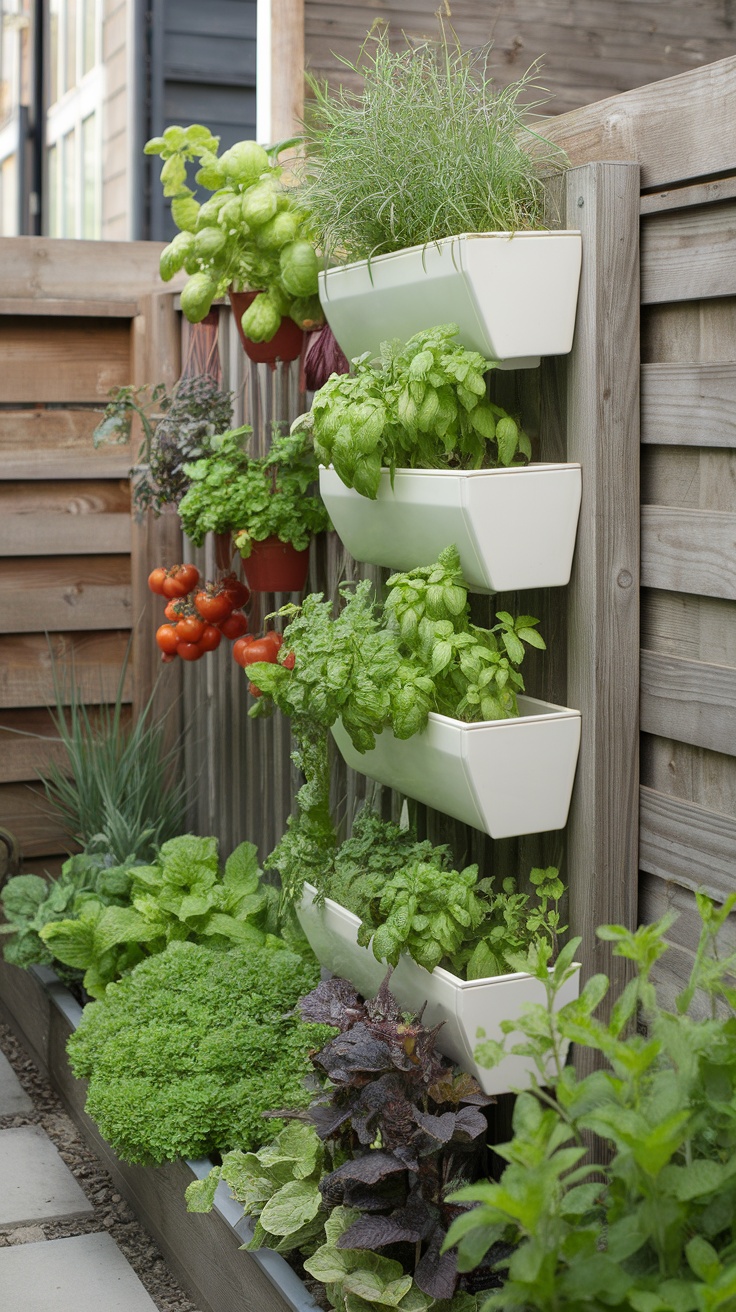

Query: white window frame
left=46, top=0, right=104, bottom=238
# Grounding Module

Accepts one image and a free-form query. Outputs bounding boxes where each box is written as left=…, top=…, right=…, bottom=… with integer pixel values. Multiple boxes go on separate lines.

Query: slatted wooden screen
left=547, top=56, right=736, bottom=1010
left=0, top=239, right=181, bottom=876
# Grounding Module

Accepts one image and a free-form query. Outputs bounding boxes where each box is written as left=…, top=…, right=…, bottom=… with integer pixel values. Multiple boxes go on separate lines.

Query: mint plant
left=295, top=323, right=531, bottom=499
left=145, top=125, right=323, bottom=338
left=444, top=895, right=736, bottom=1310
left=176, top=424, right=330, bottom=550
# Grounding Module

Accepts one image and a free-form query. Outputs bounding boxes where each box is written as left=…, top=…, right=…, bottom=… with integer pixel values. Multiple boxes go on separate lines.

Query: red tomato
left=200, top=625, right=222, bottom=652
left=178, top=563, right=200, bottom=591
left=178, top=641, right=204, bottom=661
left=175, top=616, right=205, bottom=643
left=262, top=630, right=283, bottom=652
left=164, top=600, right=180, bottom=622
left=162, top=574, right=189, bottom=599
left=219, top=611, right=249, bottom=640
left=222, top=575, right=250, bottom=608
left=239, top=637, right=279, bottom=666
left=156, top=624, right=179, bottom=654
left=281, top=650, right=296, bottom=670
left=195, top=590, right=234, bottom=623
left=248, top=682, right=262, bottom=698
left=232, top=636, right=255, bottom=667
left=148, top=567, right=167, bottom=595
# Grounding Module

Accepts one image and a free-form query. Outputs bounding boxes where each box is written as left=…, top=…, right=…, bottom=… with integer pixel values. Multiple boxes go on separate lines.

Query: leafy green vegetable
left=146, top=124, right=323, bottom=339
left=67, top=940, right=331, bottom=1164
left=298, top=22, right=566, bottom=264
left=0, top=852, right=136, bottom=976
left=176, top=423, right=330, bottom=549
left=38, top=834, right=280, bottom=998
left=296, top=324, right=530, bottom=499
left=186, top=1121, right=330, bottom=1256
left=444, top=894, right=736, bottom=1311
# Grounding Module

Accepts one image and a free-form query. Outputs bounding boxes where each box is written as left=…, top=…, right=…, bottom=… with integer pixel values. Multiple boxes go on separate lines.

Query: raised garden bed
left=0, top=957, right=316, bottom=1312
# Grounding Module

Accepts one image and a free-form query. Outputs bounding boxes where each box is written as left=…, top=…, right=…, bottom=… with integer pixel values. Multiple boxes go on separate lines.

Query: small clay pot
left=242, top=536, right=310, bottom=593
left=228, top=290, right=304, bottom=368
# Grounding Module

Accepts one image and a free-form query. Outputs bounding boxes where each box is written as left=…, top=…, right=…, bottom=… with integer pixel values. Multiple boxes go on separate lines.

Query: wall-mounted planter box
left=0, top=958, right=315, bottom=1312
left=319, top=464, right=582, bottom=593
left=297, top=885, right=580, bottom=1096
left=331, top=697, right=581, bottom=839
left=318, top=231, right=583, bottom=369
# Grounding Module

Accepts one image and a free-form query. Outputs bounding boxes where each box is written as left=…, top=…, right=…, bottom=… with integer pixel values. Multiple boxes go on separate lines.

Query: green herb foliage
left=0, top=852, right=135, bottom=977
left=186, top=1121, right=332, bottom=1257
left=444, top=895, right=736, bottom=1311
left=39, top=834, right=280, bottom=998
left=39, top=661, right=185, bottom=864
left=297, top=324, right=530, bottom=499
left=145, top=125, right=322, bottom=336
left=176, top=423, right=330, bottom=550
left=299, top=23, right=566, bottom=263
left=67, top=940, right=331, bottom=1164
left=93, top=376, right=235, bottom=516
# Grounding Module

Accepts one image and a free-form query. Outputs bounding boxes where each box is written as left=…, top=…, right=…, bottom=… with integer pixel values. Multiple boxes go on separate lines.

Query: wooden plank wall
left=304, top=0, right=736, bottom=117
left=0, top=238, right=180, bottom=876
left=547, top=59, right=736, bottom=1009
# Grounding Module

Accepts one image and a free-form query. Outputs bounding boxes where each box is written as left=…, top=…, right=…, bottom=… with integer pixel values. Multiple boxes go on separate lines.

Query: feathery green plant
left=40, top=659, right=185, bottom=863
left=299, top=23, right=566, bottom=263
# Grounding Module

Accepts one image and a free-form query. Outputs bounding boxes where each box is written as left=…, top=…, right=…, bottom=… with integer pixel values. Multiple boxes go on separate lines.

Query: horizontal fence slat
left=0, top=297, right=139, bottom=317
left=640, top=174, right=736, bottom=216
left=0, top=408, right=132, bottom=478
left=641, top=505, right=736, bottom=599
left=641, top=872, right=736, bottom=956
left=640, top=784, right=736, bottom=899
left=640, top=649, right=736, bottom=756
left=0, top=237, right=169, bottom=302
left=642, top=201, right=736, bottom=304
left=0, top=513, right=131, bottom=556
left=0, top=557, right=132, bottom=633
left=0, top=632, right=132, bottom=708
left=641, top=363, right=736, bottom=448
left=0, top=708, right=68, bottom=783
left=0, top=319, right=131, bottom=403
left=0, top=782, right=70, bottom=858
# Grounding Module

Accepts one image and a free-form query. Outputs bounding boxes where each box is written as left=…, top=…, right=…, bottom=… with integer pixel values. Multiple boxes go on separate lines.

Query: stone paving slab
left=0, top=1231, right=159, bottom=1310
left=0, top=1051, right=33, bottom=1116
left=0, top=1126, right=93, bottom=1225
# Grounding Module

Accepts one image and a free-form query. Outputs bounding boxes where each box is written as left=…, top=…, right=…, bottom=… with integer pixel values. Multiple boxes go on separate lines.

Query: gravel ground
left=0, top=1019, right=203, bottom=1312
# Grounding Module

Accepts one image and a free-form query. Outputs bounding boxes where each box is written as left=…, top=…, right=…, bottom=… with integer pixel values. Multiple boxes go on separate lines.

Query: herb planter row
left=0, top=958, right=315, bottom=1312
left=318, top=231, right=583, bottom=369
left=332, top=695, right=582, bottom=839
left=319, top=464, right=582, bottom=594
left=298, top=885, right=580, bottom=1096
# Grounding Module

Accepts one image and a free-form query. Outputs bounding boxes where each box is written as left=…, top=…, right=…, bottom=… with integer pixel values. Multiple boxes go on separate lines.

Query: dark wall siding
left=147, top=0, right=257, bottom=240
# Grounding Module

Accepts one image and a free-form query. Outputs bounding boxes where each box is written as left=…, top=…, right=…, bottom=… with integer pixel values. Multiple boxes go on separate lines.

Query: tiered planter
left=319, top=464, right=582, bottom=592
left=0, top=958, right=313, bottom=1312
left=332, top=696, right=581, bottom=839
left=297, top=885, right=580, bottom=1096
left=318, top=231, right=583, bottom=367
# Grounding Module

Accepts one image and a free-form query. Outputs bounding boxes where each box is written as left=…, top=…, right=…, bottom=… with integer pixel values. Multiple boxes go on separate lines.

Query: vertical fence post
left=562, top=162, right=641, bottom=1051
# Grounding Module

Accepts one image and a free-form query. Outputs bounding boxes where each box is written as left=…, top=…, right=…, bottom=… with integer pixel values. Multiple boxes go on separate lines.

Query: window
left=45, top=0, right=102, bottom=238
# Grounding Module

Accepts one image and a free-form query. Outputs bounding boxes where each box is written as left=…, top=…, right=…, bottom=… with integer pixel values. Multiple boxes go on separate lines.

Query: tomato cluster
left=149, top=566, right=251, bottom=663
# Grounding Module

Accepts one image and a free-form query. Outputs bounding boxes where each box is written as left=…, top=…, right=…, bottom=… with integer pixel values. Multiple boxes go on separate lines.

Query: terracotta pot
left=213, top=531, right=234, bottom=573
left=228, top=290, right=304, bottom=368
left=242, top=536, right=310, bottom=592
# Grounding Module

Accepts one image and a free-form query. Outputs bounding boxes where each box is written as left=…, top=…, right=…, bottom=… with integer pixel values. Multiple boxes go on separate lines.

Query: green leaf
left=259, top=1179, right=322, bottom=1236
left=185, top=1169, right=221, bottom=1213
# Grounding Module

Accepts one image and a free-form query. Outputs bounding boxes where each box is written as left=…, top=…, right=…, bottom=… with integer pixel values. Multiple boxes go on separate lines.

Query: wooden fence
left=0, top=240, right=181, bottom=875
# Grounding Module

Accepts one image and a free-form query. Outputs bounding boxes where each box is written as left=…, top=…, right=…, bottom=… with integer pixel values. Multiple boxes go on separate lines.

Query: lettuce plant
left=39, top=834, right=280, bottom=998
left=444, top=896, right=736, bottom=1310
left=67, top=940, right=330, bottom=1164
left=295, top=324, right=530, bottom=499
left=177, top=424, right=329, bottom=550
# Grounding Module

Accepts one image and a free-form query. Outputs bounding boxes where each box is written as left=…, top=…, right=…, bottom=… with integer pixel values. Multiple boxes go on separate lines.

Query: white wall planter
left=319, top=464, right=582, bottom=593
left=318, top=232, right=583, bottom=369
left=331, top=696, right=581, bottom=839
left=297, top=885, right=580, bottom=1096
